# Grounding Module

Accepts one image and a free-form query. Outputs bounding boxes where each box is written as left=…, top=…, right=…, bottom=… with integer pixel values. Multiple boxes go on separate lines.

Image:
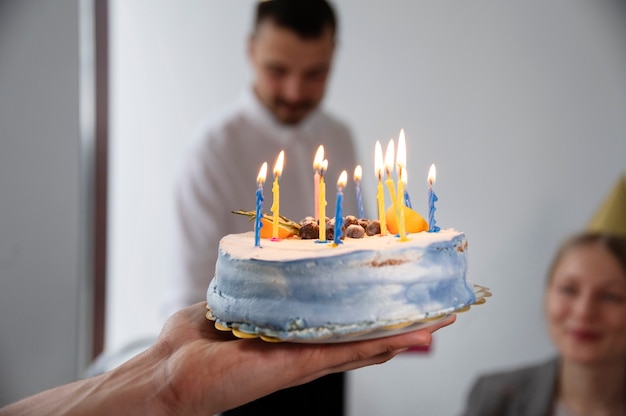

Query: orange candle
left=313, top=145, right=324, bottom=219
left=318, top=159, right=328, bottom=241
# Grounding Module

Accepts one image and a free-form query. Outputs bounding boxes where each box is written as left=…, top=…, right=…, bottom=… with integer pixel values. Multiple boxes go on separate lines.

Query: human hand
left=151, top=302, right=456, bottom=415
left=0, top=302, right=455, bottom=416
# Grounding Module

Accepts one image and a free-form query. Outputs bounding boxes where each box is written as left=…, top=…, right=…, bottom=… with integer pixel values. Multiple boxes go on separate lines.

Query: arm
left=1, top=303, right=456, bottom=416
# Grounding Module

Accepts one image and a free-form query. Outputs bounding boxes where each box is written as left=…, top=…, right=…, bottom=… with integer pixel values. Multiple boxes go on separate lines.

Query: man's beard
left=271, top=97, right=316, bottom=125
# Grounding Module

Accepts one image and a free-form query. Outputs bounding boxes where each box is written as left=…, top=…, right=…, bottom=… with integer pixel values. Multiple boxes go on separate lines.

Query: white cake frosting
left=206, top=228, right=476, bottom=341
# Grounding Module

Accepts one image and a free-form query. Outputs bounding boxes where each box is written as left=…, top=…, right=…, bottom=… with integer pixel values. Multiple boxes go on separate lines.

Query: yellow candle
left=397, top=168, right=409, bottom=241
left=377, top=178, right=385, bottom=235
left=318, top=159, right=328, bottom=241
left=396, top=129, right=408, bottom=241
left=271, top=151, right=284, bottom=239
left=374, top=141, right=387, bottom=235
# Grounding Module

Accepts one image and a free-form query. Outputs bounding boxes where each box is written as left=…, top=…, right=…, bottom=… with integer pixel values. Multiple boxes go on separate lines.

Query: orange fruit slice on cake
left=385, top=205, right=428, bottom=234
left=259, top=218, right=294, bottom=239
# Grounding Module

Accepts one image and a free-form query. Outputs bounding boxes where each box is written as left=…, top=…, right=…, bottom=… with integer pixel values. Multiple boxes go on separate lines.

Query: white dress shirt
left=161, top=88, right=359, bottom=319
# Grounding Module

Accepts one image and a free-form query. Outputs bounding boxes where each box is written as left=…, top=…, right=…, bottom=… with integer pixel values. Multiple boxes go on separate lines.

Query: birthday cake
left=206, top=220, right=481, bottom=342
left=206, top=137, right=489, bottom=342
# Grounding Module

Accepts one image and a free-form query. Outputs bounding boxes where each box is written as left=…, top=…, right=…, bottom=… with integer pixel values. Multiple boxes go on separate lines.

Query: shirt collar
left=240, top=87, right=322, bottom=138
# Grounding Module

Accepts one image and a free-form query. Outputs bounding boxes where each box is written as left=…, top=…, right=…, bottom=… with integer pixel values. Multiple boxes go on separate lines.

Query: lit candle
left=384, top=139, right=398, bottom=231
left=428, top=163, right=440, bottom=233
left=333, top=170, right=348, bottom=246
left=397, top=129, right=412, bottom=209
left=375, top=141, right=387, bottom=235
left=396, top=131, right=408, bottom=241
left=404, top=168, right=413, bottom=209
left=353, top=165, right=365, bottom=219
left=254, top=162, right=267, bottom=247
left=318, top=159, right=328, bottom=242
left=313, top=145, right=324, bottom=219
left=397, top=168, right=409, bottom=241
left=271, top=151, right=284, bottom=240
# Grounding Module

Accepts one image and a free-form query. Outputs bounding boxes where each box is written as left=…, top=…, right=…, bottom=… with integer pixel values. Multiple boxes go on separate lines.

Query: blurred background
left=1, top=1, right=625, bottom=414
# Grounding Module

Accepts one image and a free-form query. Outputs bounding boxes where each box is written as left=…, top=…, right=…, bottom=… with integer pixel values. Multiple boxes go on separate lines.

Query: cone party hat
left=586, top=174, right=626, bottom=237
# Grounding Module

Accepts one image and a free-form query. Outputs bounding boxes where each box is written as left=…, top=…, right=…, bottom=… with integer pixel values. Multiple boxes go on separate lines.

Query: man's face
left=248, top=21, right=335, bottom=125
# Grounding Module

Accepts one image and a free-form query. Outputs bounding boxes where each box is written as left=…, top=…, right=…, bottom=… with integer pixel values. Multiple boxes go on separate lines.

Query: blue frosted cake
left=206, top=228, right=477, bottom=342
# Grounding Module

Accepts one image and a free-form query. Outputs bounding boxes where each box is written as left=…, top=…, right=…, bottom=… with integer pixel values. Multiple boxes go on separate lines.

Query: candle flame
left=374, top=141, right=383, bottom=179
left=353, top=165, right=362, bottom=182
left=320, top=159, right=328, bottom=176
left=397, top=129, right=406, bottom=172
left=384, top=139, right=395, bottom=176
left=402, top=167, right=408, bottom=185
left=257, top=162, right=268, bottom=184
left=428, top=163, right=436, bottom=186
left=313, top=145, right=324, bottom=170
left=338, top=170, right=348, bottom=188
left=274, top=151, right=284, bottom=177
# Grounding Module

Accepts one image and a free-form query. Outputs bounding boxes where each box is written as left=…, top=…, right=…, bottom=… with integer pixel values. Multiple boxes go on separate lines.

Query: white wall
left=108, top=1, right=626, bottom=415
left=0, top=0, right=92, bottom=406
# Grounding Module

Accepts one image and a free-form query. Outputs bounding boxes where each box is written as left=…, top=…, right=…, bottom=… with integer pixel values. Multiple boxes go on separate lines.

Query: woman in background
left=464, top=232, right=626, bottom=416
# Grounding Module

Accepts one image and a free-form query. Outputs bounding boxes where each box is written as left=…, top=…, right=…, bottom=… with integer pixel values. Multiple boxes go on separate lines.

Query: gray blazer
left=462, top=358, right=558, bottom=416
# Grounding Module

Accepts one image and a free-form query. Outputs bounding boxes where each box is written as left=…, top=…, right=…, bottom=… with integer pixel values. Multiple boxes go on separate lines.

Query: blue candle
left=334, top=171, right=348, bottom=245
left=254, top=162, right=267, bottom=246
left=427, top=164, right=440, bottom=232
left=404, top=189, right=412, bottom=209
left=428, top=188, right=440, bottom=232
left=353, top=165, right=365, bottom=219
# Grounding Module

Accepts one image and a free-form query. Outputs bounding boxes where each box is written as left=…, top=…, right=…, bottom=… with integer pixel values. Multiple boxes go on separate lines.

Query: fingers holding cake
left=150, top=301, right=457, bottom=413
left=330, top=314, right=456, bottom=368
left=283, top=314, right=457, bottom=385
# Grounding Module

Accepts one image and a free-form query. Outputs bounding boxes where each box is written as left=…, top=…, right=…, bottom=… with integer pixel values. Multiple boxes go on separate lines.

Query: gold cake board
left=206, top=284, right=491, bottom=344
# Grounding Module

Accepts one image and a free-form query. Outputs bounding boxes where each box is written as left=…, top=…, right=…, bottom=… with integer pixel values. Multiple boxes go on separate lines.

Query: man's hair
left=254, top=0, right=337, bottom=39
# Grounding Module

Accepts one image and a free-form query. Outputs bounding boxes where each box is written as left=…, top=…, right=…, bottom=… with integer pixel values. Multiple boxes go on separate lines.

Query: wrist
left=83, top=344, right=172, bottom=415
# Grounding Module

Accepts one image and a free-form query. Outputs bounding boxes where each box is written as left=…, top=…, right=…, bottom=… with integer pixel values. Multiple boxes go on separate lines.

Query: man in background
left=163, top=1, right=358, bottom=415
